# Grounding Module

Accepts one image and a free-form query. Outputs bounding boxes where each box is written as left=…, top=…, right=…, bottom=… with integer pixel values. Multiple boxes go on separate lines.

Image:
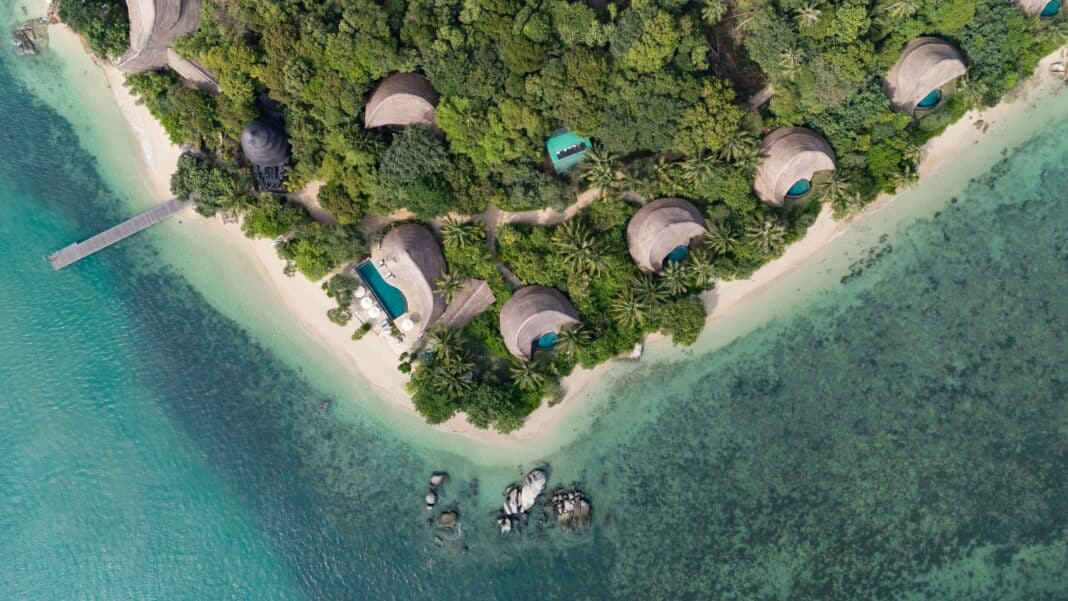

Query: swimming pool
left=917, top=89, right=942, bottom=109
left=786, top=179, right=811, bottom=198
left=356, top=261, right=408, bottom=320
left=535, top=332, right=558, bottom=352
left=664, top=245, right=690, bottom=265
left=1042, top=0, right=1061, bottom=16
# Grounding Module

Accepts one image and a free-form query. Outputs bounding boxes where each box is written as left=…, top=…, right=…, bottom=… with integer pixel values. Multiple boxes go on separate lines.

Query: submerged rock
left=436, top=509, right=458, bottom=528
left=425, top=490, right=437, bottom=509
left=430, top=472, right=449, bottom=487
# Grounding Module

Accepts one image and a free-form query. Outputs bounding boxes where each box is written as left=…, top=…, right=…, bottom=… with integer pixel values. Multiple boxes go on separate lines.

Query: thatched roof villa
left=119, top=0, right=218, bottom=92
left=626, top=198, right=707, bottom=273
left=884, top=37, right=967, bottom=115
left=500, top=286, right=580, bottom=361
left=753, top=127, right=836, bottom=207
left=361, top=224, right=447, bottom=339
left=364, top=73, right=440, bottom=130
left=1017, top=0, right=1062, bottom=16
left=241, top=121, right=289, bottom=167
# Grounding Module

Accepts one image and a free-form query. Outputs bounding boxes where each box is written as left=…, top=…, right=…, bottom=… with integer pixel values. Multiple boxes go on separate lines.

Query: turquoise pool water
left=664, top=244, right=689, bottom=264
left=535, top=332, right=558, bottom=351
left=786, top=178, right=811, bottom=197
left=356, top=261, right=407, bottom=319
left=917, top=89, right=943, bottom=109
left=1042, top=0, right=1061, bottom=16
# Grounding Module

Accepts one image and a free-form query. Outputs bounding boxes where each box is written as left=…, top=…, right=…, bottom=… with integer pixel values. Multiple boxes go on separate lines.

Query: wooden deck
left=47, top=198, right=191, bottom=270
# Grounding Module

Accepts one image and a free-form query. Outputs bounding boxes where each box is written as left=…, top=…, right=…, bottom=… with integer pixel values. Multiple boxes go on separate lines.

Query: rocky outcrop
left=548, top=489, right=592, bottom=532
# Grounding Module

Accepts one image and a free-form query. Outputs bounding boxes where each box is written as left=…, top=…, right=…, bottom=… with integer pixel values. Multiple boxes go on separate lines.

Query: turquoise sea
left=3, top=9, right=1068, bottom=601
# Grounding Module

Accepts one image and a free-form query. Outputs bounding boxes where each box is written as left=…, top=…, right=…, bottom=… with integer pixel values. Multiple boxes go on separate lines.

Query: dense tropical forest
left=62, top=0, right=1063, bottom=431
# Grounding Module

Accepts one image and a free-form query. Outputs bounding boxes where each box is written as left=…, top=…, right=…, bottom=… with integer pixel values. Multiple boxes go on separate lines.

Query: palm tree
left=680, top=153, right=718, bottom=185
left=510, top=361, right=547, bottom=392
left=426, top=325, right=464, bottom=364
left=659, top=261, right=691, bottom=296
left=878, top=0, right=919, bottom=19
left=555, top=324, right=589, bottom=357
left=552, top=220, right=609, bottom=275
left=955, top=76, right=987, bottom=109
left=580, top=148, right=621, bottom=195
left=745, top=219, right=786, bottom=254
left=890, top=165, right=918, bottom=191
left=431, top=351, right=474, bottom=396
left=686, top=249, right=717, bottom=286
left=719, top=130, right=761, bottom=165
left=701, top=0, right=728, bottom=25
left=632, top=273, right=667, bottom=307
left=441, top=217, right=485, bottom=250
left=705, top=223, right=739, bottom=256
left=794, top=3, right=822, bottom=28
left=435, top=272, right=464, bottom=304
left=830, top=190, right=864, bottom=217
left=818, top=172, right=852, bottom=209
left=903, top=144, right=925, bottom=166
left=779, top=46, right=806, bottom=81
left=611, top=290, right=651, bottom=329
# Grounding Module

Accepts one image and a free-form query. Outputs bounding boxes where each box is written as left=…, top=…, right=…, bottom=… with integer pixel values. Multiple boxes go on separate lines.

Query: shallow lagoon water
left=2, top=7, right=1068, bottom=599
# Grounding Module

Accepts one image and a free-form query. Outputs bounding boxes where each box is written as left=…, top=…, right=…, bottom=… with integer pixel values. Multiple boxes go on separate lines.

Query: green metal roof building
left=546, top=129, right=592, bottom=174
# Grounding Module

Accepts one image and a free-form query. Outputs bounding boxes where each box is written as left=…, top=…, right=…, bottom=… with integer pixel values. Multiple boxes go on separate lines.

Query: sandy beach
left=78, top=24, right=1068, bottom=447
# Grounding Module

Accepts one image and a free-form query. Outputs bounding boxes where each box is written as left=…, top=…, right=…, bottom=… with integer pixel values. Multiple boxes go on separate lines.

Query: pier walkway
left=47, top=198, right=191, bottom=270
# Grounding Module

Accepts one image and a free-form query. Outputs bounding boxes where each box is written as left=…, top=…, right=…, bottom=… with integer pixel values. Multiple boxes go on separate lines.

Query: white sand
left=87, top=30, right=1068, bottom=447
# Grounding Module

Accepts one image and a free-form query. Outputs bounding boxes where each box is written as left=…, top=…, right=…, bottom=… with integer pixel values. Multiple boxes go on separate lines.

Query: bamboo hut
left=753, top=128, right=836, bottom=207
left=119, top=0, right=217, bottom=92
left=500, top=286, right=580, bottom=361
left=364, top=73, right=440, bottom=130
left=884, top=37, right=967, bottom=115
left=626, top=198, right=708, bottom=273
left=369, top=224, right=447, bottom=338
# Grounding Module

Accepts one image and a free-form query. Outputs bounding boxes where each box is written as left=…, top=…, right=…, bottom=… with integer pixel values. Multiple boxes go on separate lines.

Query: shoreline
left=57, top=22, right=1068, bottom=448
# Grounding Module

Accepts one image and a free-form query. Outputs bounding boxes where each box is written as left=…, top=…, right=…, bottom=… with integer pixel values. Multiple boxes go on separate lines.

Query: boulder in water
left=430, top=472, right=449, bottom=487
left=519, top=469, right=546, bottom=512
left=425, top=490, right=437, bottom=509
left=436, top=509, right=458, bottom=528
left=502, top=485, right=522, bottom=515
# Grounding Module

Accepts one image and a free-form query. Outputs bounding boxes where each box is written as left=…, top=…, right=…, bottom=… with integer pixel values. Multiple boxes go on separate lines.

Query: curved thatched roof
left=364, top=73, right=440, bottom=129
left=241, top=121, right=289, bottom=166
left=753, top=128, right=836, bottom=207
left=884, top=37, right=967, bottom=115
left=500, top=286, right=580, bottom=361
left=1016, top=0, right=1060, bottom=15
left=626, top=198, right=707, bottom=273
left=370, top=224, right=446, bottom=338
left=119, top=0, right=202, bottom=73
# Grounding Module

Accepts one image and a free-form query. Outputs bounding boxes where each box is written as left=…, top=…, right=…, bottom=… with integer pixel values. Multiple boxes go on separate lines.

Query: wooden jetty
left=47, top=198, right=191, bottom=270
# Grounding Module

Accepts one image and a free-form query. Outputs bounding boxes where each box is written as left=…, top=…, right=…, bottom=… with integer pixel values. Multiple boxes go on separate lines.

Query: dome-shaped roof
left=241, top=121, right=289, bottom=166
left=364, top=73, right=440, bottom=130
left=753, top=128, right=836, bottom=207
left=499, top=286, right=580, bottom=361
left=626, top=198, right=708, bottom=273
left=884, top=37, right=967, bottom=115
left=118, top=0, right=202, bottom=73
left=370, top=224, right=446, bottom=338
left=1018, top=0, right=1061, bottom=15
